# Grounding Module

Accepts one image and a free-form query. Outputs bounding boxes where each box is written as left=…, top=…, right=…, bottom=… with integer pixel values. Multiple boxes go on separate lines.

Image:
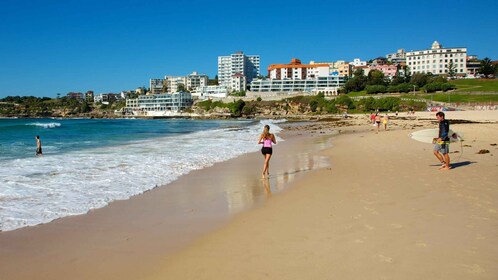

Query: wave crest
left=26, top=122, right=62, bottom=129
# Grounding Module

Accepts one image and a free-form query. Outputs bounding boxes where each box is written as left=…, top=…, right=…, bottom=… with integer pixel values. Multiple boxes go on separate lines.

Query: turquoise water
left=0, top=118, right=249, bottom=160
left=0, top=118, right=283, bottom=231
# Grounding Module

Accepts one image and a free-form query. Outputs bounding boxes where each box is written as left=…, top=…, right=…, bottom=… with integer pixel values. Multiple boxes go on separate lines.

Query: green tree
left=478, top=57, right=497, bottom=77
left=367, top=70, right=387, bottom=86
left=410, top=73, right=430, bottom=88
left=447, top=61, right=457, bottom=78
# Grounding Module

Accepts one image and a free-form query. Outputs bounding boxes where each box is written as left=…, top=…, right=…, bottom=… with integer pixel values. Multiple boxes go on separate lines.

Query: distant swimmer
left=258, top=125, right=276, bottom=178
left=35, top=135, right=42, bottom=156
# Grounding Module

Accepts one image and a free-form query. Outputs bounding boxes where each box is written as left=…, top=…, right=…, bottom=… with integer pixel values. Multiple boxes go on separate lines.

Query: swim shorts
left=434, top=142, right=449, bottom=154
left=261, top=147, right=272, bottom=155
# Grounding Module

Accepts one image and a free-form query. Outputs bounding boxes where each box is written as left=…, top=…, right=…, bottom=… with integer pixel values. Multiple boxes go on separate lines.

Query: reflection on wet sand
left=223, top=134, right=334, bottom=215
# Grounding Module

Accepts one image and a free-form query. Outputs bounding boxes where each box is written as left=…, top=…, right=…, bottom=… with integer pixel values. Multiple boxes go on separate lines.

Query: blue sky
left=0, top=0, right=496, bottom=98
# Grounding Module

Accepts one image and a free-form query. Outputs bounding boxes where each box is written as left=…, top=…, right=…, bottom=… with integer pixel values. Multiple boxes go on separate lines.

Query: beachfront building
left=150, top=79, right=166, bottom=94
left=124, top=92, right=193, bottom=114
left=186, top=72, right=208, bottom=91
left=310, top=60, right=352, bottom=77
left=165, top=76, right=186, bottom=93
left=350, top=58, right=367, bottom=67
left=250, top=76, right=346, bottom=95
left=268, top=59, right=329, bottom=79
left=386, top=49, right=406, bottom=63
left=192, top=86, right=229, bottom=100
left=231, top=73, right=247, bottom=92
left=369, top=64, right=398, bottom=79
left=218, top=51, right=260, bottom=89
left=406, top=41, right=467, bottom=76
left=466, top=55, right=480, bottom=77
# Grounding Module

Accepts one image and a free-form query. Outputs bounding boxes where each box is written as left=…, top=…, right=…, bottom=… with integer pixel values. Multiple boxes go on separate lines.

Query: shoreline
left=0, top=126, right=335, bottom=279
left=1, top=110, right=497, bottom=279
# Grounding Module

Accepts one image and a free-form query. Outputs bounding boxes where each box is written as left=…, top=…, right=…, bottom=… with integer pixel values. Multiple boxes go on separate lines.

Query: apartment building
left=268, top=59, right=329, bottom=80
left=231, top=73, right=247, bottom=92
left=350, top=58, right=367, bottom=67
left=150, top=79, right=166, bottom=94
left=369, top=64, right=398, bottom=78
left=192, top=86, right=229, bottom=100
left=218, top=51, right=260, bottom=89
left=165, top=76, right=186, bottom=93
left=250, top=76, right=346, bottom=95
left=386, top=49, right=406, bottom=63
left=186, top=72, right=208, bottom=91
left=406, top=41, right=467, bottom=76
left=125, top=92, right=193, bottom=113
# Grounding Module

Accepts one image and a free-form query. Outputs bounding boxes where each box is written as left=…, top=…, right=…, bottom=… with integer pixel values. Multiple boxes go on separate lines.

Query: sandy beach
left=1, top=110, right=497, bottom=279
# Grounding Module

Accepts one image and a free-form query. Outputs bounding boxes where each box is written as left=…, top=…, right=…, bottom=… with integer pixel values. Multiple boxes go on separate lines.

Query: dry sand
left=1, top=110, right=497, bottom=280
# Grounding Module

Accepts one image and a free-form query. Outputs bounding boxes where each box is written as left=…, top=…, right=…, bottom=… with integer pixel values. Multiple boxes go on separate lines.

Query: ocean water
left=0, top=118, right=283, bottom=231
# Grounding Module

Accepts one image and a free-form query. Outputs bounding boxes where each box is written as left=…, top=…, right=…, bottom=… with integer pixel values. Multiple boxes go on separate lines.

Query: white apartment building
left=231, top=73, right=247, bottom=92
left=165, top=76, right=186, bottom=93
left=250, top=76, right=346, bottom=95
left=185, top=71, right=208, bottom=91
left=125, top=92, right=193, bottom=113
left=218, top=51, right=260, bottom=89
left=150, top=79, right=165, bottom=94
left=350, top=58, right=367, bottom=67
left=192, top=85, right=229, bottom=99
left=406, top=41, right=467, bottom=76
left=268, top=59, right=329, bottom=80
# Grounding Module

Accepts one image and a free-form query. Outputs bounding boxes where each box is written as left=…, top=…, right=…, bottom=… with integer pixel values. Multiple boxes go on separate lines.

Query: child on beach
left=258, top=125, right=276, bottom=178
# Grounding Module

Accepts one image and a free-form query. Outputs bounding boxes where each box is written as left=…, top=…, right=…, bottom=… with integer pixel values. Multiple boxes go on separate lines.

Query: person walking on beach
left=433, top=112, right=450, bottom=170
left=258, top=125, right=276, bottom=178
left=35, top=135, right=42, bottom=156
left=382, top=113, right=389, bottom=131
left=375, top=113, right=381, bottom=133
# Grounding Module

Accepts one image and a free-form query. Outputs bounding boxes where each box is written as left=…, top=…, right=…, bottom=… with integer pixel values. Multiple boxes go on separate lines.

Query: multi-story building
left=67, top=92, right=84, bottom=100
left=310, top=60, right=351, bottom=77
left=165, top=76, right=186, bottom=93
left=406, top=41, right=467, bottom=76
left=466, top=55, right=480, bottom=77
left=125, top=92, right=193, bottom=113
left=268, top=59, right=329, bottom=80
left=218, top=51, right=260, bottom=89
left=192, top=86, right=229, bottom=100
left=186, top=72, right=208, bottom=91
left=85, top=91, right=94, bottom=102
left=150, top=79, right=166, bottom=94
left=250, top=76, right=346, bottom=95
left=386, top=49, right=406, bottom=63
left=350, top=58, right=367, bottom=67
left=369, top=64, right=398, bottom=78
left=231, top=73, right=247, bottom=92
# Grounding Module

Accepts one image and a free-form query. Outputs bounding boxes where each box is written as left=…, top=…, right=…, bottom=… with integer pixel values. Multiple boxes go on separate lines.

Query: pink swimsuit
left=263, top=138, right=272, bottom=148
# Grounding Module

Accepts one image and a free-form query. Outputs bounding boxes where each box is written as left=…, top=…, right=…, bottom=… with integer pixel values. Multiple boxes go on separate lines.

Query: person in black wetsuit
left=433, top=112, right=450, bottom=170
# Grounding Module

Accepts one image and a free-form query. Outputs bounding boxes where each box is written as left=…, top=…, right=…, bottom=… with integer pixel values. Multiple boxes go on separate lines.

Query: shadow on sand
left=450, top=161, right=475, bottom=169
left=430, top=161, right=475, bottom=169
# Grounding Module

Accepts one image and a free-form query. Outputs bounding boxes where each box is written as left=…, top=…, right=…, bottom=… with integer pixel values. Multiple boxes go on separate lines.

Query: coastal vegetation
left=0, top=96, right=124, bottom=118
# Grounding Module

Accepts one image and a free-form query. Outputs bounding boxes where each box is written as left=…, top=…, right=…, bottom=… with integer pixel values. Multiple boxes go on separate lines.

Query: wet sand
left=1, top=110, right=497, bottom=280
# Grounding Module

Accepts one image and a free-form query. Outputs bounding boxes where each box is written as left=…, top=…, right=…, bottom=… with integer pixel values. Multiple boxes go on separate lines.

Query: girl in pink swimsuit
left=258, top=125, right=277, bottom=178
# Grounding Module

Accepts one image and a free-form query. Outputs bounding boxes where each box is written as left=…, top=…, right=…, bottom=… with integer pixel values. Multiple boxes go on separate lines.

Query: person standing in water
left=258, top=125, right=276, bottom=178
left=35, top=135, right=43, bottom=156
left=433, top=112, right=450, bottom=170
